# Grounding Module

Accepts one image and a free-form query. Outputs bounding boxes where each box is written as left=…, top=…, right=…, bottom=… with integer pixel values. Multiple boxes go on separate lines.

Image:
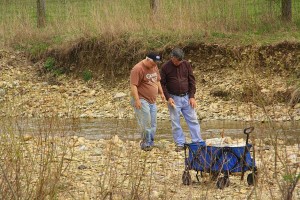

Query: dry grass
left=0, top=116, right=75, bottom=199
left=0, top=115, right=299, bottom=199
left=0, top=0, right=299, bottom=47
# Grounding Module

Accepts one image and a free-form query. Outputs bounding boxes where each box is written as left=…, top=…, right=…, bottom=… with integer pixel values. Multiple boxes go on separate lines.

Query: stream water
left=9, top=118, right=300, bottom=145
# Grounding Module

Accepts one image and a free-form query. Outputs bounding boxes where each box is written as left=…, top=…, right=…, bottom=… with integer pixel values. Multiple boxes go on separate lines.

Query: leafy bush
left=44, top=57, right=56, bottom=71
left=82, top=69, right=92, bottom=82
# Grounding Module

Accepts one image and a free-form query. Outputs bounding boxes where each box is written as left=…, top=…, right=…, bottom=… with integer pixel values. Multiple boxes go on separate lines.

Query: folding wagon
left=182, top=127, right=258, bottom=189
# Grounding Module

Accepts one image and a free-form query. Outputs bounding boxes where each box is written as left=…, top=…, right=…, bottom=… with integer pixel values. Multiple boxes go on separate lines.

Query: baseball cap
left=146, top=52, right=161, bottom=62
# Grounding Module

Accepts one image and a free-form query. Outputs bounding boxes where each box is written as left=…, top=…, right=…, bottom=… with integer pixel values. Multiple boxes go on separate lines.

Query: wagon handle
left=241, top=127, right=254, bottom=180
left=244, top=126, right=254, bottom=135
left=244, top=127, right=254, bottom=146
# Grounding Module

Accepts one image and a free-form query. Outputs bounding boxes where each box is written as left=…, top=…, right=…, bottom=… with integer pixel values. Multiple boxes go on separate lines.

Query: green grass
left=0, top=0, right=299, bottom=48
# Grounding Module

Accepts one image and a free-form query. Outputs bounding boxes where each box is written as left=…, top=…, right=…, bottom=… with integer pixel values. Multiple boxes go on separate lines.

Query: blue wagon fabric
left=185, top=142, right=255, bottom=173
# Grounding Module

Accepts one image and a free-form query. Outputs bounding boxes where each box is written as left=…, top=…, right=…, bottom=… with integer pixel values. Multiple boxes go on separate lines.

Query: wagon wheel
left=182, top=171, right=192, bottom=185
left=247, top=172, right=257, bottom=186
left=216, top=177, right=230, bottom=189
left=210, top=171, right=219, bottom=181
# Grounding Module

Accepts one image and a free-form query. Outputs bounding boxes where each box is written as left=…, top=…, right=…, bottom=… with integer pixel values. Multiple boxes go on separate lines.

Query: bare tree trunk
left=282, top=0, right=292, bottom=22
left=37, top=0, right=46, bottom=28
left=150, top=0, right=159, bottom=24
left=150, top=0, right=159, bottom=16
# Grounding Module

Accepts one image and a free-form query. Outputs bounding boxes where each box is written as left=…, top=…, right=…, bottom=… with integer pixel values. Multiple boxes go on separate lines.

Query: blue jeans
left=131, top=98, right=157, bottom=147
left=168, top=94, right=203, bottom=146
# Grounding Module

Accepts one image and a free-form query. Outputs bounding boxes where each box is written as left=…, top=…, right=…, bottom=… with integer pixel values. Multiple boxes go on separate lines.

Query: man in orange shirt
left=130, top=52, right=165, bottom=151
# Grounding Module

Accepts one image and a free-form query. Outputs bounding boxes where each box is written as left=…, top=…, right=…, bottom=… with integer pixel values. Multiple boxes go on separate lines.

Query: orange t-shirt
left=130, top=60, right=161, bottom=104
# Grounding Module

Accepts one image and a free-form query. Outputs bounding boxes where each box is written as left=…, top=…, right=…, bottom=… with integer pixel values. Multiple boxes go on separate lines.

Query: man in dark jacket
left=160, top=48, right=203, bottom=152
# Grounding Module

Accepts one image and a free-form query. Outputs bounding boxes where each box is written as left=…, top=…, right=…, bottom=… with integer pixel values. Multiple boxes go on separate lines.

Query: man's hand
left=189, top=98, right=197, bottom=108
left=160, top=94, right=166, bottom=102
left=134, top=99, right=142, bottom=109
left=168, top=98, right=176, bottom=108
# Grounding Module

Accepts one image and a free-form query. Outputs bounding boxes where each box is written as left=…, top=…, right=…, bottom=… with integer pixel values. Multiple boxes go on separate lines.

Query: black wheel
left=210, top=171, right=219, bottom=181
left=216, top=177, right=230, bottom=189
left=247, top=173, right=256, bottom=186
left=182, top=171, right=192, bottom=185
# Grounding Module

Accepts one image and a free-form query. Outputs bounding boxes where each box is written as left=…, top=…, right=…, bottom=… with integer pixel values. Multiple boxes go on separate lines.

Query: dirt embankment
left=1, top=40, right=299, bottom=120
left=39, top=39, right=300, bottom=79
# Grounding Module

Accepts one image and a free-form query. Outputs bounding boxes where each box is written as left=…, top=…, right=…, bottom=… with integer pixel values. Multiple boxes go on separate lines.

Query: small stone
left=113, top=92, right=127, bottom=100
left=22, top=134, right=33, bottom=141
left=78, top=165, right=88, bottom=170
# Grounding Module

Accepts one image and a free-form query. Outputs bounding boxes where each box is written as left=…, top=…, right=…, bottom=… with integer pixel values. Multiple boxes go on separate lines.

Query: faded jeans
left=131, top=98, right=157, bottom=147
left=168, top=94, right=203, bottom=147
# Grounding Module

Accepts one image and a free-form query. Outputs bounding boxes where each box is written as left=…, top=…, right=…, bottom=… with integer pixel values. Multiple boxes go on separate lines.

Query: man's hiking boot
left=175, top=145, right=184, bottom=152
left=140, top=141, right=153, bottom=152
left=141, top=145, right=153, bottom=151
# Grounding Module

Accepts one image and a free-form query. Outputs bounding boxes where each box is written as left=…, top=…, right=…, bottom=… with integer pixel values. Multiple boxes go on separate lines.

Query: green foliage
left=53, top=68, right=64, bottom=76
left=44, top=57, right=56, bottom=71
left=12, top=43, right=27, bottom=51
left=52, top=35, right=63, bottom=44
left=82, top=69, right=92, bottom=82
left=44, top=57, right=65, bottom=76
left=29, top=42, right=49, bottom=57
left=211, top=32, right=227, bottom=38
left=282, top=173, right=300, bottom=183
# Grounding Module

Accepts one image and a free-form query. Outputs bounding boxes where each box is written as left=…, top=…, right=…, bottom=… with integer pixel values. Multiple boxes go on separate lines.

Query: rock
left=209, top=103, right=219, bottom=110
left=79, top=145, right=89, bottom=151
left=22, top=134, right=33, bottom=141
left=210, top=87, right=231, bottom=98
left=0, top=88, right=6, bottom=97
left=113, top=92, right=127, bottom=100
left=78, top=165, right=88, bottom=170
left=78, top=137, right=86, bottom=144
left=111, top=135, right=123, bottom=145
left=261, top=89, right=270, bottom=93
left=89, top=90, right=96, bottom=96
left=151, top=190, right=160, bottom=198
left=85, top=99, right=96, bottom=105
left=294, top=103, right=300, bottom=109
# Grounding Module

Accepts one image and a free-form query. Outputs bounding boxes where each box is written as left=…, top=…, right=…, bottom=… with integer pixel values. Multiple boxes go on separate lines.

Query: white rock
left=85, top=99, right=96, bottom=105
left=113, top=92, right=127, bottom=100
left=79, top=145, right=89, bottom=151
left=0, top=89, right=6, bottom=97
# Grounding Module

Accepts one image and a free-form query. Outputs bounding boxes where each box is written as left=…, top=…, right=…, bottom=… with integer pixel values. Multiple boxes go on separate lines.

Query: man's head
left=146, top=52, right=161, bottom=62
left=145, top=52, right=161, bottom=68
left=170, top=48, right=184, bottom=66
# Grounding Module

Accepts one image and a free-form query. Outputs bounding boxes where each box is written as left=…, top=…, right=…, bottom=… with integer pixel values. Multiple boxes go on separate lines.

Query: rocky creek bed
left=14, top=133, right=299, bottom=200
left=0, top=48, right=299, bottom=199
left=0, top=49, right=299, bottom=121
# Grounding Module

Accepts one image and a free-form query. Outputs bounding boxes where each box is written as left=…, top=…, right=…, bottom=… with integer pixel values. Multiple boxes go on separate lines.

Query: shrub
left=82, top=69, right=93, bottom=82
left=44, top=57, right=56, bottom=71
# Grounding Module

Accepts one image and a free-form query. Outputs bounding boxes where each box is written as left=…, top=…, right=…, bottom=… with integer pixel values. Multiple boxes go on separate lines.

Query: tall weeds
left=0, top=116, right=74, bottom=199
left=0, top=0, right=299, bottom=46
left=237, top=52, right=300, bottom=200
